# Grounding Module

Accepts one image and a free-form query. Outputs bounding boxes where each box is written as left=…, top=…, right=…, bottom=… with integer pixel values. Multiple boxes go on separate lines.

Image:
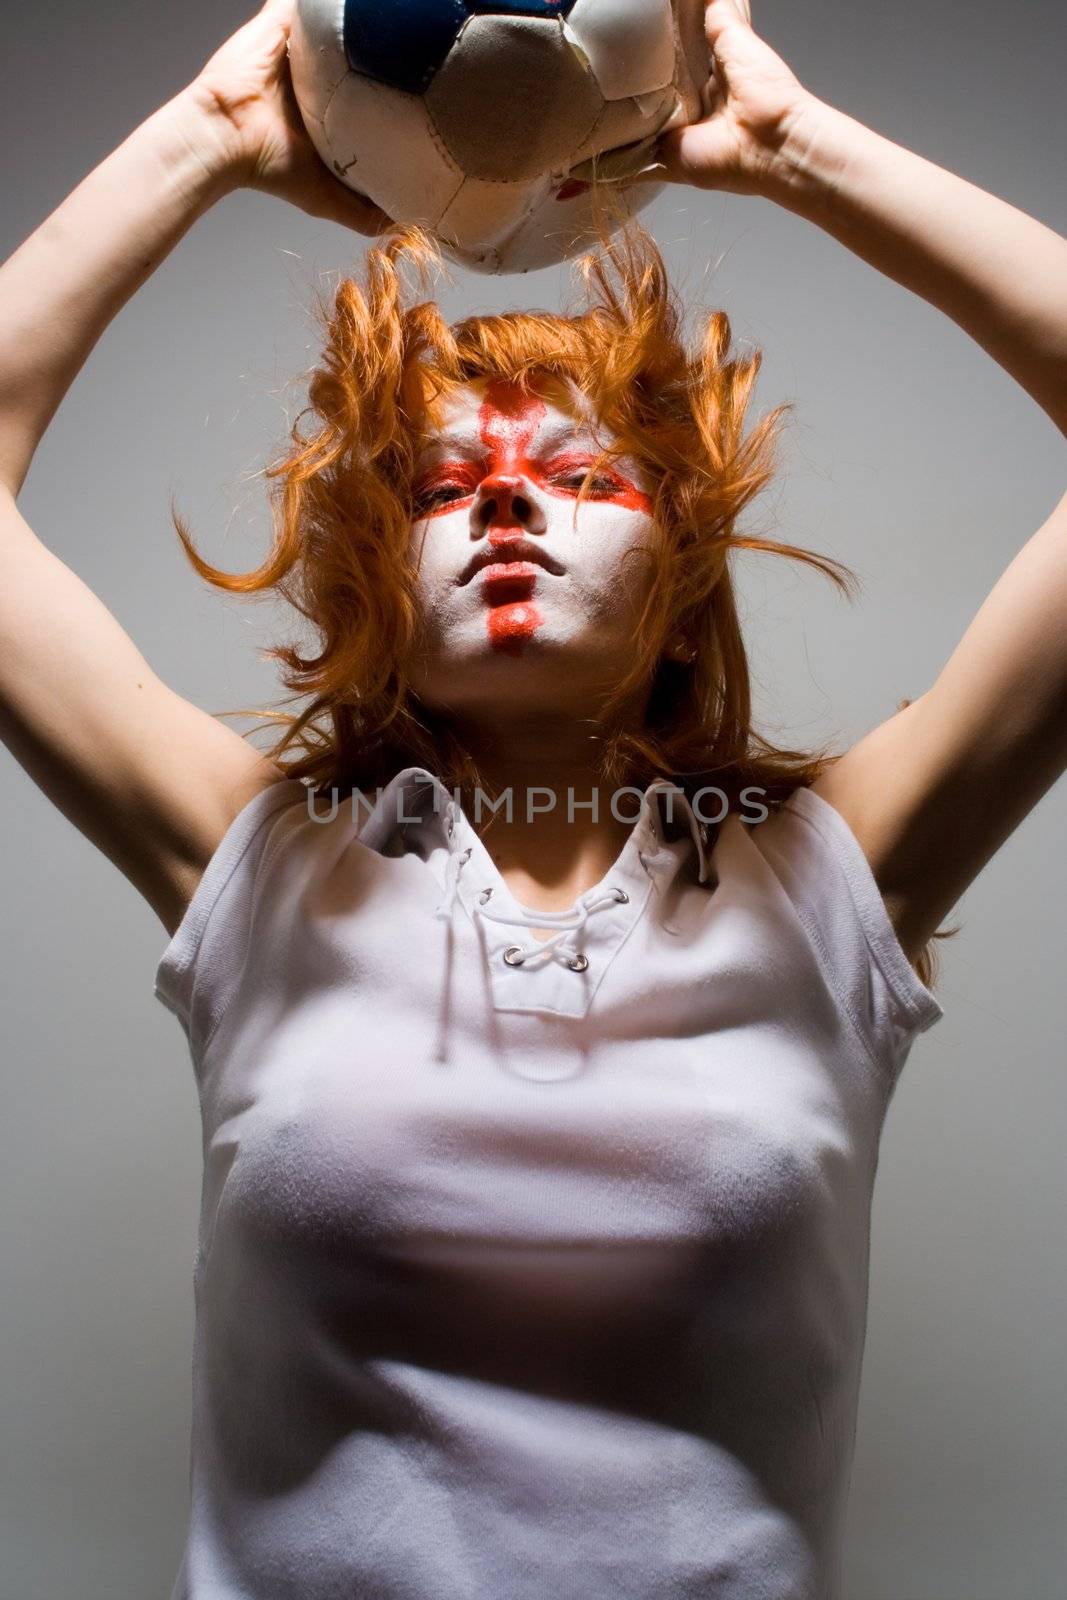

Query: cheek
left=564, top=505, right=657, bottom=596
left=409, top=513, right=465, bottom=595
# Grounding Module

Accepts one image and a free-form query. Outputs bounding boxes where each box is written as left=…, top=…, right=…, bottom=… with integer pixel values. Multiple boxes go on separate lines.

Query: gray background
left=1, top=2, right=1064, bottom=1596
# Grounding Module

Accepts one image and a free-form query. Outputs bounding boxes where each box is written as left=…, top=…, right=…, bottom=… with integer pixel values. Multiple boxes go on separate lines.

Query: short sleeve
left=154, top=776, right=308, bottom=1060
left=751, top=784, right=945, bottom=1072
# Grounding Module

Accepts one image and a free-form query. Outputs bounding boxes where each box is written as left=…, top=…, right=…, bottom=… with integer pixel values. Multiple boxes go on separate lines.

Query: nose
left=471, top=473, right=547, bottom=540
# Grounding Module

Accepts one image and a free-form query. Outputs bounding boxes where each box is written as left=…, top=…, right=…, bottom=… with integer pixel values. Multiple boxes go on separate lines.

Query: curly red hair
left=173, top=218, right=953, bottom=987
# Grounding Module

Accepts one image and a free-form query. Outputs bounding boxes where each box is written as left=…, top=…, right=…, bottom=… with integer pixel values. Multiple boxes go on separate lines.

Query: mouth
left=457, top=538, right=566, bottom=587
left=477, top=561, right=542, bottom=602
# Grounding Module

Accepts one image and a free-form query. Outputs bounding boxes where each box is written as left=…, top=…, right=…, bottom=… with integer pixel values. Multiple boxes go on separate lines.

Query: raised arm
left=657, top=0, right=1067, bottom=966
left=658, top=0, right=1067, bottom=437
left=0, top=0, right=384, bottom=935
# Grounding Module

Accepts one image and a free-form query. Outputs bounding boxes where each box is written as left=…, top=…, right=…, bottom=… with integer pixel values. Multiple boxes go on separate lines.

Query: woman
left=1, top=0, right=1064, bottom=1595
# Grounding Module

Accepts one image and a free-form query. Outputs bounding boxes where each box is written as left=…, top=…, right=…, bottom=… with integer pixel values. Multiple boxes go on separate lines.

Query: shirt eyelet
left=568, top=953, right=589, bottom=973
left=502, top=946, right=526, bottom=967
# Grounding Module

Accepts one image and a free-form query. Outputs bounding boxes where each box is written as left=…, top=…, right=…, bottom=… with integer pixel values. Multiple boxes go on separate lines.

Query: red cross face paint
left=407, top=377, right=657, bottom=705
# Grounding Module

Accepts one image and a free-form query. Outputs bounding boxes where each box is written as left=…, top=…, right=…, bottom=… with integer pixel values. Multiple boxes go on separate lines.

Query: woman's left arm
left=766, top=90, right=1067, bottom=436
left=661, top=0, right=1067, bottom=432
left=658, top=0, right=1067, bottom=967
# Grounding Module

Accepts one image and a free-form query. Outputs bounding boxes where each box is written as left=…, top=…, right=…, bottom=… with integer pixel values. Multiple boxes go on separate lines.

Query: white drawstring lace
left=432, top=779, right=708, bottom=970
left=675, top=792, right=711, bottom=886
left=473, top=886, right=628, bottom=971
left=434, top=843, right=472, bottom=925
left=434, top=836, right=626, bottom=971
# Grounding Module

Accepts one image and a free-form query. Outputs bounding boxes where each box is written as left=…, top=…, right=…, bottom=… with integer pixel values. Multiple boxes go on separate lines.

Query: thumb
left=705, top=0, right=753, bottom=45
left=257, top=0, right=295, bottom=25
left=703, top=0, right=762, bottom=96
left=654, top=116, right=741, bottom=189
left=301, top=161, right=392, bottom=235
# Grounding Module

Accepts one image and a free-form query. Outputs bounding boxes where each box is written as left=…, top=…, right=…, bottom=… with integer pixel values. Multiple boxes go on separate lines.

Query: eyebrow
left=414, top=421, right=622, bottom=469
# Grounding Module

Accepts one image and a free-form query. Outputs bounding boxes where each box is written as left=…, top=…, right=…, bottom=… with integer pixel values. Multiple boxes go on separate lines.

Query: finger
left=654, top=118, right=737, bottom=189
left=255, top=0, right=296, bottom=47
left=706, top=0, right=748, bottom=33
left=703, top=0, right=767, bottom=94
left=704, top=0, right=755, bottom=55
left=315, top=175, right=392, bottom=236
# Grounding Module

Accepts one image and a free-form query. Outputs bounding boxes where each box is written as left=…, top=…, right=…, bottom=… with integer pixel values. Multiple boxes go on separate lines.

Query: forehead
left=418, top=375, right=612, bottom=461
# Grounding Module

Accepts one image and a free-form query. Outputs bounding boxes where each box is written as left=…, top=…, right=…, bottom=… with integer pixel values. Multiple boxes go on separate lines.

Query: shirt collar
left=355, top=765, right=709, bottom=884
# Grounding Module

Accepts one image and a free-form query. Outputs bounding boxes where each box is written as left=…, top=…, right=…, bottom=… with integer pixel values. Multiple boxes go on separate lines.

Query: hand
left=186, top=0, right=389, bottom=234
left=655, top=0, right=823, bottom=198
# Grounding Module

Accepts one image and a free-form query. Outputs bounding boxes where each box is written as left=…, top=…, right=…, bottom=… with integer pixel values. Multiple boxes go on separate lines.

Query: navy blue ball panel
left=468, top=1, right=577, bottom=13
left=343, top=0, right=470, bottom=95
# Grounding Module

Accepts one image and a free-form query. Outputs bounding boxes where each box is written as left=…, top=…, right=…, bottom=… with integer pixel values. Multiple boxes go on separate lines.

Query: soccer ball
left=288, top=0, right=714, bottom=274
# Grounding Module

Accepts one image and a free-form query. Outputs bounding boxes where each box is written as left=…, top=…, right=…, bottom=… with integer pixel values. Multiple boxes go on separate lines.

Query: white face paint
left=406, top=375, right=657, bottom=715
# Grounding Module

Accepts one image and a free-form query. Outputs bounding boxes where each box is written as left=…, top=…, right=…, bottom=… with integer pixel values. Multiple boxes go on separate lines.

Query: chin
left=409, top=633, right=627, bottom=718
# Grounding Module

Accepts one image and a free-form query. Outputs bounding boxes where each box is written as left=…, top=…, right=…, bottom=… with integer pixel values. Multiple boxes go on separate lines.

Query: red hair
left=173, top=218, right=954, bottom=987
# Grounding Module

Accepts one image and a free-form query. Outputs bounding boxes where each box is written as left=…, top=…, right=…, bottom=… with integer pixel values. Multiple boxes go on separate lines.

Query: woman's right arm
left=0, top=1, right=383, bottom=938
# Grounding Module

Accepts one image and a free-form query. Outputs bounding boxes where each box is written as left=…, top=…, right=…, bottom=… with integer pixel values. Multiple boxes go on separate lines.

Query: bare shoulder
left=0, top=491, right=298, bottom=940
left=807, top=490, right=1067, bottom=970
left=156, top=730, right=293, bottom=938
left=806, top=697, right=938, bottom=965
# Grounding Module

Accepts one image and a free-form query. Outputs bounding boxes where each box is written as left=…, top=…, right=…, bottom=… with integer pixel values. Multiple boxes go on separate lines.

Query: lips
left=478, top=561, right=541, bottom=601
left=457, top=537, right=566, bottom=587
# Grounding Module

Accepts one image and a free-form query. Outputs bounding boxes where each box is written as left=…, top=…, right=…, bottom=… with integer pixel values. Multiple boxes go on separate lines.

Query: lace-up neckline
left=467, top=883, right=633, bottom=966
left=357, top=766, right=711, bottom=1020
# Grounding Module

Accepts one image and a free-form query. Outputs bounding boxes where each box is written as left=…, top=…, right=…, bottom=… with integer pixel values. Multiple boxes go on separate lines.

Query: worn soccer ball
left=288, top=0, right=714, bottom=274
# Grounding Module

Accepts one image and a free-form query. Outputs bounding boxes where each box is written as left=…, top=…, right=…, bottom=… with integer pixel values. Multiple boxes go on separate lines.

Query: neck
left=443, top=709, right=641, bottom=915
left=449, top=706, right=623, bottom=809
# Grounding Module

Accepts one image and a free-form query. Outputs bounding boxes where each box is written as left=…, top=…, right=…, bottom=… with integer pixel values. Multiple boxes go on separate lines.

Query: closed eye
left=415, top=470, right=617, bottom=508
left=412, top=481, right=474, bottom=514
left=551, top=469, right=625, bottom=496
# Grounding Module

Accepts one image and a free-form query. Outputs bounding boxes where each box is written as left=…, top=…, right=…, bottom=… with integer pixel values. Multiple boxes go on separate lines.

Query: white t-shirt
left=154, top=764, right=944, bottom=1600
